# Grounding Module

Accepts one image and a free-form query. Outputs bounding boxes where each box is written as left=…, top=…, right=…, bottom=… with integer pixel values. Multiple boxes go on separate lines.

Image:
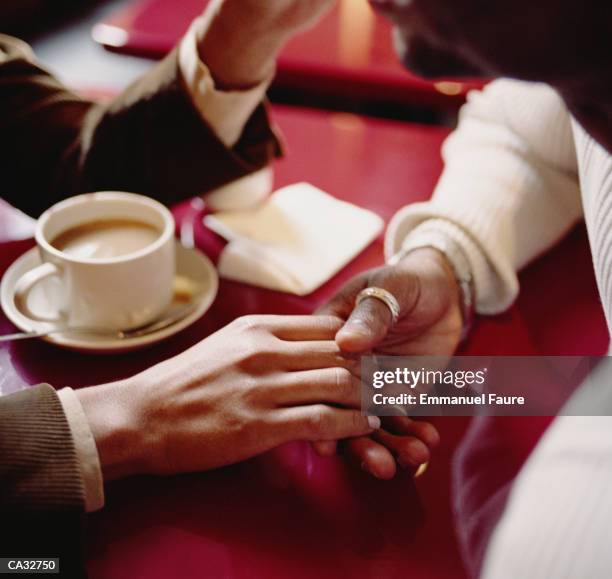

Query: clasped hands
left=78, top=248, right=462, bottom=482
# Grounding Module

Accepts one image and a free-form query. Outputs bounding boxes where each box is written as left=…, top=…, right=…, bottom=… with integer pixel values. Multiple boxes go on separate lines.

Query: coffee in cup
left=51, top=218, right=162, bottom=260
left=14, top=192, right=175, bottom=331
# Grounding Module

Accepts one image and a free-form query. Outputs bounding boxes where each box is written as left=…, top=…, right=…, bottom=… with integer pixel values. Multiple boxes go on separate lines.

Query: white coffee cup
left=14, top=192, right=175, bottom=330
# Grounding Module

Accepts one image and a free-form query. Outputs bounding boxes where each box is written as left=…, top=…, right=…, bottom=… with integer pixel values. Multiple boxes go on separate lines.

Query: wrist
left=76, top=378, right=149, bottom=482
left=391, top=242, right=474, bottom=339
left=394, top=246, right=464, bottom=318
left=212, top=1, right=302, bottom=40
left=196, top=2, right=287, bottom=90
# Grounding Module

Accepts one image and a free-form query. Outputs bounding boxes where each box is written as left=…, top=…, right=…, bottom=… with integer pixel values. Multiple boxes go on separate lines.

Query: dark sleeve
left=0, top=384, right=84, bottom=510
left=0, top=384, right=87, bottom=576
left=0, top=34, right=282, bottom=218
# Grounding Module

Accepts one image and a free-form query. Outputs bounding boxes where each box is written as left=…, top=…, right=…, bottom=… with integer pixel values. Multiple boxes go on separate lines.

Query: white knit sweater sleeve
left=385, top=79, right=582, bottom=314
left=482, top=376, right=612, bottom=579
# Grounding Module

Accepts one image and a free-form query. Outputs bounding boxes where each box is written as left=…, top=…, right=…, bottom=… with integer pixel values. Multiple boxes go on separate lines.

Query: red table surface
left=0, top=104, right=608, bottom=579
left=93, top=0, right=486, bottom=109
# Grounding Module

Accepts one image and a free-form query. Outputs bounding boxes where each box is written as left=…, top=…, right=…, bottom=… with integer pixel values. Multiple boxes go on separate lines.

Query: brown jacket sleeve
left=0, top=34, right=282, bottom=218
left=0, top=384, right=84, bottom=510
left=1, top=385, right=87, bottom=576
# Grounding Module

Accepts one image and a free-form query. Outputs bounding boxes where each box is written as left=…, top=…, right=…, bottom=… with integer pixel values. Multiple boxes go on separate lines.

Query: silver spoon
left=0, top=302, right=197, bottom=342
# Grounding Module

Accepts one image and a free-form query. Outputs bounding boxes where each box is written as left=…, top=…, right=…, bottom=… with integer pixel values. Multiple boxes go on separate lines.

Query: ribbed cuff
left=0, top=384, right=85, bottom=511
left=385, top=211, right=519, bottom=314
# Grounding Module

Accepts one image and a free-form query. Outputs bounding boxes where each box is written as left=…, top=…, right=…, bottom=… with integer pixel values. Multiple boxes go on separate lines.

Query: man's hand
left=323, top=247, right=463, bottom=356
left=77, top=315, right=379, bottom=481
left=197, top=0, right=333, bottom=90
left=315, top=248, right=464, bottom=479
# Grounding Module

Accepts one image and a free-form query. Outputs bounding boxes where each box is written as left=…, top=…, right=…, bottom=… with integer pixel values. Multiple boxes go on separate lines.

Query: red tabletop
left=0, top=104, right=607, bottom=579
left=93, top=0, right=486, bottom=109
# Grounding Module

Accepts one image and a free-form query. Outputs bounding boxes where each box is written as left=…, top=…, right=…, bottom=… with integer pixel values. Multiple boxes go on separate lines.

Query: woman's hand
left=77, top=315, right=379, bottom=481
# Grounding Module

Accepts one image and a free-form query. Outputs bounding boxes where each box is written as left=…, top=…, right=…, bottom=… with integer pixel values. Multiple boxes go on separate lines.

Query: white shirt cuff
left=57, top=387, right=105, bottom=513
left=385, top=212, right=519, bottom=315
left=178, top=16, right=272, bottom=149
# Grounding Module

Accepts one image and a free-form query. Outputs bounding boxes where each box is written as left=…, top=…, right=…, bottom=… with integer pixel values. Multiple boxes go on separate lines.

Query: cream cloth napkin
left=0, top=198, right=36, bottom=243
left=204, top=183, right=384, bottom=295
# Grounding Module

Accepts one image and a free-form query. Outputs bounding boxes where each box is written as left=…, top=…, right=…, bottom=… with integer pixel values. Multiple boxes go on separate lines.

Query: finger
left=345, top=436, right=398, bottom=480
left=372, top=429, right=431, bottom=468
left=275, top=368, right=362, bottom=409
left=315, top=276, right=368, bottom=318
left=312, top=440, right=338, bottom=457
left=266, top=315, right=344, bottom=341
left=335, top=296, right=394, bottom=353
left=278, top=405, right=380, bottom=442
left=282, top=340, right=360, bottom=374
left=383, top=417, right=440, bottom=448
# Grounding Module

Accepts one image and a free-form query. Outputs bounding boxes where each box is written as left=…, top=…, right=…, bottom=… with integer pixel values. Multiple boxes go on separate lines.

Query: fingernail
left=414, top=462, right=429, bottom=478
left=367, top=416, right=381, bottom=429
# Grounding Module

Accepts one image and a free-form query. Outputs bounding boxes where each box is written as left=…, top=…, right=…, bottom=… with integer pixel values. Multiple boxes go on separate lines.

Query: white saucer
left=0, top=241, right=218, bottom=353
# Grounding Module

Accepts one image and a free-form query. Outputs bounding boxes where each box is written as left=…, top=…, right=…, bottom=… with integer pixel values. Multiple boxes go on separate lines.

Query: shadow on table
left=86, top=442, right=425, bottom=578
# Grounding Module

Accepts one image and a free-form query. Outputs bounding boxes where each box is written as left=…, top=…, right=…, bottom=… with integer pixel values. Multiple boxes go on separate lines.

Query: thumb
left=336, top=295, right=394, bottom=353
left=315, top=275, right=367, bottom=318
